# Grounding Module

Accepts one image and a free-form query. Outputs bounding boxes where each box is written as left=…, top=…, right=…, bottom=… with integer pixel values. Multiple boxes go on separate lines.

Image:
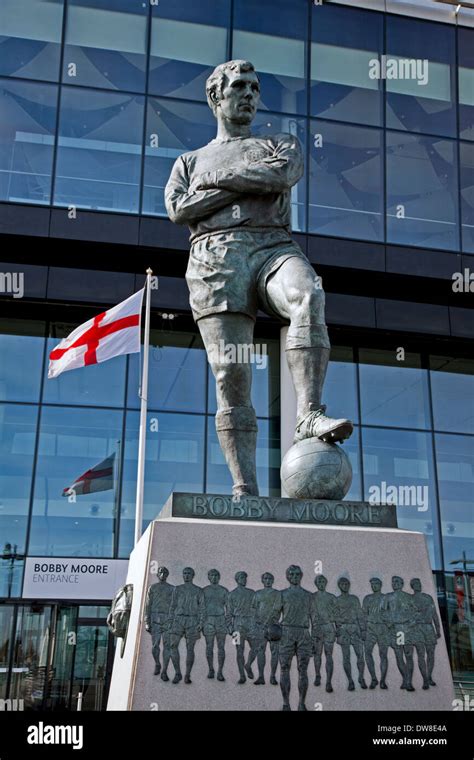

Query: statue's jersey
left=165, top=134, right=304, bottom=242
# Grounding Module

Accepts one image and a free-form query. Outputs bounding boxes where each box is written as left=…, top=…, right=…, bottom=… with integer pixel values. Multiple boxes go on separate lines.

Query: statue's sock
left=215, top=406, right=258, bottom=496
left=285, top=345, right=330, bottom=419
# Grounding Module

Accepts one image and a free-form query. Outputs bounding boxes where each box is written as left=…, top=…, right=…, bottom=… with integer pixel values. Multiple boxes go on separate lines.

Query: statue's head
left=261, top=572, right=274, bottom=588
left=410, top=577, right=422, bottom=592
left=206, top=60, right=260, bottom=123
left=370, top=577, right=382, bottom=592
left=235, top=571, right=248, bottom=587
left=392, top=575, right=404, bottom=591
left=315, top=574, right=328, bottom=591
left=183, top=567, right=195, bottom=582
left=338, top=576, right=350, bottom=593
left=286, top=565, right=303, bottom=586
left=157, top=566, right=169, bottom=582
left=208, top=568, right=221, bottom=585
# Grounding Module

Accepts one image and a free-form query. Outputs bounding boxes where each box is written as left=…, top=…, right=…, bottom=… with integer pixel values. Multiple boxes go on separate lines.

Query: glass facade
left=0, top=1, right=473, bottom=251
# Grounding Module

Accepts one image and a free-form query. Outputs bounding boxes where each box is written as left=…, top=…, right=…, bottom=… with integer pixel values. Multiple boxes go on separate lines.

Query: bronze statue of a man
left=165, top=60, right=353, bottom=497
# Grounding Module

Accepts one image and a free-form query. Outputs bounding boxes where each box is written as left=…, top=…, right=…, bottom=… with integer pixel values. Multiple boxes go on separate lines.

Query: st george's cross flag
left=48, top=288, right=144, bottom=379
left=63, top=452, right=116, bottom=497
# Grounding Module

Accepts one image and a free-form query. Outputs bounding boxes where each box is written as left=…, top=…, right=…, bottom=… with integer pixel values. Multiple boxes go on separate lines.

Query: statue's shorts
left=170, top=615, right=201, bottom=642
left=365, top=622, right=391, bottom=648
left=336, top=624, right=363, bottom=647
left=420, top=623, right=438, bottom=647
left=249, top=621, right=279, bottom=651
left=231, top=615, right=252, bottom=641
left=150, top=617, right=168, bottom=637
left=186, top=228, right=310, bottom=322
left=279, top=625, right=313, bottom=661
left=312, top=622, right=336, bottom=645
left=390, top=623, right=415, bottom=648
left=203, top=615, right=227, bottom=637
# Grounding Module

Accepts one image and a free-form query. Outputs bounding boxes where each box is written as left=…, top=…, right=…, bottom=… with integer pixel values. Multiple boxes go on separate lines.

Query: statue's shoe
left=293, top=404, right=353, bottom=444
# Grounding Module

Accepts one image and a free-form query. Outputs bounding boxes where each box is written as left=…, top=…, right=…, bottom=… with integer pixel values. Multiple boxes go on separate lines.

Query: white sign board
left=22, top=557, right=129, bottom=600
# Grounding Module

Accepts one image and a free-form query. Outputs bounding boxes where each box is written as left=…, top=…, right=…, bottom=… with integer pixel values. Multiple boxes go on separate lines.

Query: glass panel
left=0, top=0, right=64, bottom=81
left=207, top=337, right=280, bottom=418
left=362, top=427, right=441, bottom=569
left=435, top=434, right=474, bottom=570
left=309, top=120, right=383, bottom=241
left=78, top=605, right=109, bottom=619
left=63, top=0, right=148, bottom=92
left=45, top=606, right=78, bottom=710
left=43, top=321, right=126, bottom=408
left=119, top=411, right=205, bottom=556
left=445, top=571, right=474, bottom=681
left=10, top=604, right=52, bottom=710
left=54, top=86, right=144, bottom=213
left=0, top=78, right=57, bottom=205
left=127, top=330, right=207, bottom=413
left=71, top=624, right=109, bottom=711
left=233, top=0, right=307, bottom=114
left=430, top=356, right=474, bottom=435
left=206, top=416, right=281, bottom=498
left=149, top=0, right=231, bottom=101
left=0, top=606, right=15, bottom=699
left=142, top=98, right=216, bottom=217
left=29, top=406, right=123, bottom=557
left=0, top=318, right=45, bottom=403
left=359, top=349, right=431, bottom=429
left=458, top=28, right=474, bottom=142
left=324, top=345, right=359, bottom=424
left=460, top=142, right=474, bottom=254
left=311, top=4, right=383, bottom=127
left=386, top=16, right=456, bottom=138
left=0, top=548, right=24, bottom=600
left=386, top=131, right=459, bottom=251
left=0, top=404, right=38, bottom=558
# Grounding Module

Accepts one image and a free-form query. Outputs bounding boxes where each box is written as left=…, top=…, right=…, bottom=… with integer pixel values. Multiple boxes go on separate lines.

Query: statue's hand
left=190, top=172, right=216, bottom=192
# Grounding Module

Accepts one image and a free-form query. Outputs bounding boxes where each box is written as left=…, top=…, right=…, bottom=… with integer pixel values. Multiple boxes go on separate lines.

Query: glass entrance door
left=45, top=605, right=78, bottom=711
left=71, top=623, right=110, bottom=711
left=9, top=604, right=52, bottom=710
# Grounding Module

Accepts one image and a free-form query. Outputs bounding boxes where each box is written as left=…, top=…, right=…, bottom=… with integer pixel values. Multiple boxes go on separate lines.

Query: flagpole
left=134, top=268, right=152, bottom=547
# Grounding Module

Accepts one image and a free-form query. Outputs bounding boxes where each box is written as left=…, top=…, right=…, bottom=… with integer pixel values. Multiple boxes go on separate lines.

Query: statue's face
left=157, top=566, right=169, bottom=582
left=208, top=570, right=220, bottom=585
left=217, top=70, right=260, bottom=125
left=411, top=578, right=422, bottom=592
left=236, top=572, right=247, bottom=587
left=183, top=568, right=194, bottom=583
left=262, top=573, right=274, bottom=588
left=338, top=578, right=350, bottom=593
left=287, top=567, right=302, bottom=586
left=392, top=576, right=403, bottom=591
left=315, top=575, right=327, bottom=591
left=370, top=579, right=382, bottom=592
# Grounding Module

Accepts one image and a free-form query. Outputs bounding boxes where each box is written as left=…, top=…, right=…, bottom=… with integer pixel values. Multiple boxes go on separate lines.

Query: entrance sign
left=22, top=558, right=128, bottom=600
